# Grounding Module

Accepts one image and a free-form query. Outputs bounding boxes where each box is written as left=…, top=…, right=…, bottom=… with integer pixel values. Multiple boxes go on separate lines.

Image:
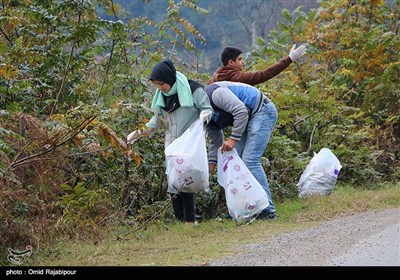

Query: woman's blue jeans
left=235, top=101, right=278, bottom=214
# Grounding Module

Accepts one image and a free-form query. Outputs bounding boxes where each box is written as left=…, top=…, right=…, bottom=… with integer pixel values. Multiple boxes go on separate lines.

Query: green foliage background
left=0, top=0, right=399, bottom=256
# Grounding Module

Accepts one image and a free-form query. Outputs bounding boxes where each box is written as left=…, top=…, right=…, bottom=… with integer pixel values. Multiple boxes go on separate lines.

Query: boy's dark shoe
left=255, top=211, right=277, bottom=220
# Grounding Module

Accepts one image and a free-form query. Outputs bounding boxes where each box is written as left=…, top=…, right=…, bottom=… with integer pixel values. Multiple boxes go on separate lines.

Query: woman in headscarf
left=127, top=59, right=213, bottom=224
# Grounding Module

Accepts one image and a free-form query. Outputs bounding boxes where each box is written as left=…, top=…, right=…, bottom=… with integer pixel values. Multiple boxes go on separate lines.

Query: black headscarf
left=149, top=59, right=176, bottom=87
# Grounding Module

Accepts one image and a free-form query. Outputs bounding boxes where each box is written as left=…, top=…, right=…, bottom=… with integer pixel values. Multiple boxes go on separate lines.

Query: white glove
left=126, top=130, right=142, bottom=144
left=289, top=44, right=307, bottom=62
left=199, top=111, right=210, bottom=123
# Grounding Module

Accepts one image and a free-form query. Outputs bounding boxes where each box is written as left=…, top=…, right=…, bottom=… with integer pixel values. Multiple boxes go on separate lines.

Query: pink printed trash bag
left=217, top=148, right=269, bottom=222
left=165, top=118, right=209, bottom=193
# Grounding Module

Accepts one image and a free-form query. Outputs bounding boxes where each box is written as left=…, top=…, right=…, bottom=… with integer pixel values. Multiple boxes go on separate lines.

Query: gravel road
left=210, top=208, right=400, bottom=266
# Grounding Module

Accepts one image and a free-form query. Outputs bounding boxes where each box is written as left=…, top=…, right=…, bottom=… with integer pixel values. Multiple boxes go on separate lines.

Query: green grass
left=17, top=182, right=400, bottom=266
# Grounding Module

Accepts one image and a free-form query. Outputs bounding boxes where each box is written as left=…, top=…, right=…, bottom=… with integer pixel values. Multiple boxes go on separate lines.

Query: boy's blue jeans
left=235, top=101, right=278, bottom=215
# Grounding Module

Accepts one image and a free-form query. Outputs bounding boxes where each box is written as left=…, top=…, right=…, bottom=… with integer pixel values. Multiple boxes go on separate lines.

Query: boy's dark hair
left=221, top=47, right=242, bottom=66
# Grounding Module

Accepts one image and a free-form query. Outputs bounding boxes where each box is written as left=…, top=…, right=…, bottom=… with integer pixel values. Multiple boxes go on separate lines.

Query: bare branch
left=10, top=115, right=97, bottom=168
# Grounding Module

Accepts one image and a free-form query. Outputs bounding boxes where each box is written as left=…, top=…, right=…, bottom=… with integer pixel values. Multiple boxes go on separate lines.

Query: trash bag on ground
left=296, top=148, right=342, bottom=198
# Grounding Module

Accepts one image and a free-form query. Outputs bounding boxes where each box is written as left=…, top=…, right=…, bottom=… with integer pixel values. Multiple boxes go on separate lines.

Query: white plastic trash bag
left=217, top=148, right=269, bottom=222
left=296, top=148, right=342, bottom=198
left=165, top=118, right=209, bottom=193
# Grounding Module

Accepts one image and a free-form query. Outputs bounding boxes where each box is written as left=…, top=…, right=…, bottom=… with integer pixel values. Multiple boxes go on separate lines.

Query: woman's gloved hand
left=126, top=129, right=143, bottom=144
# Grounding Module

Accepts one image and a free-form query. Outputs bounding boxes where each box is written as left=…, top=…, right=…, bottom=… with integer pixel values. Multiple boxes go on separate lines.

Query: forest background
left=0, top=0, right=399, bottom=260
